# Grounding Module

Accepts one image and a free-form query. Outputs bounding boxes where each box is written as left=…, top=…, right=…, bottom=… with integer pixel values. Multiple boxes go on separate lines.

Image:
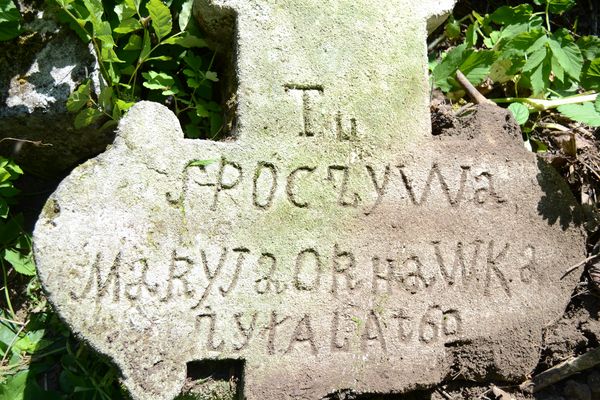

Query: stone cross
left=34, top=1, right=585, bottom=400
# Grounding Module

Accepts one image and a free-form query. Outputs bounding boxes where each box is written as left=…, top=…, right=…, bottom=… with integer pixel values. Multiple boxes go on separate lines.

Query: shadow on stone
left=536, top=158, right=583, bottom=231
left=183, top=359, right=244, bottom=400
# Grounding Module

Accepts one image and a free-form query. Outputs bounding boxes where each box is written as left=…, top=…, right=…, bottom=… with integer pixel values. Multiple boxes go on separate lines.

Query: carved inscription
left=193, top=307, right=464, bottom=356
left=72, top=240, right=538, bottom=303
left=176, top=159, right=505, bottom=213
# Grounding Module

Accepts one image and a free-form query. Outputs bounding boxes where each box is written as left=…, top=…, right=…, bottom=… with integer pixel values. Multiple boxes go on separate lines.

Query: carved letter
left=192, top=248, right=228, bottom=309
left=365, top=165, right=390, bottom=215
left=327, top=165, right=359, bottom=207
left=253, top=162, right=278, bottom=209
left=361, top=311, right=387, bottom=352
left=233, top=312, right=258, bottom=351
left=485, top=241, right=511, bottom=297
left=197, top=312, right=224, bottom=351
left=294, top=249, right=322, bottom=291
left=255, top=253, right=285, bottom=294
left=265, top=312, right=290, bottom=355
left=286, top=314, right=318, bottom=355
left=284, top=84, right=324, bottom=137
left=330, top=311, right=350, bottom=352
left=211, top=157, right=243, bottom=211
left=286, top=166, right=316, bottom=208
left=162, top=250, right=195, bottom=301
left=71, top=252, right=121, bottom=302
left=332, top=244, right=358, bottom=295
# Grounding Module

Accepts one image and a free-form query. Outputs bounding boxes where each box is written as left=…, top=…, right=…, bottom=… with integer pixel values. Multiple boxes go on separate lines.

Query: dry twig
left=0, top=137, right=52, bottom=147
left=520, top=346, right=600, bottom=393
left=455, top=70, right=495, bottom=106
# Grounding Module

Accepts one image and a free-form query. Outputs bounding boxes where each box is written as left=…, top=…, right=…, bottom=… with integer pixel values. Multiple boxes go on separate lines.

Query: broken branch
left=455, top=70, right=495, bottom=106
left=520, top=346, right=600, bottom=393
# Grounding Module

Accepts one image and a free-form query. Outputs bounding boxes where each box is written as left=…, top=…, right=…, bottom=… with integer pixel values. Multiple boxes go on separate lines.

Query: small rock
left=564, top=379, right=592, bottom=400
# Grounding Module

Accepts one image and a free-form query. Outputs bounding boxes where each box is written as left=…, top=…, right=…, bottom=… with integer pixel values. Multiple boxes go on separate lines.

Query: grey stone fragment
left=587, top=370, right=600, bottom=394
left=0, top=4, right=112, bottom=176
left=564, top=380, right=592, bottom=400
left=34, top=1, right=586, bottom=400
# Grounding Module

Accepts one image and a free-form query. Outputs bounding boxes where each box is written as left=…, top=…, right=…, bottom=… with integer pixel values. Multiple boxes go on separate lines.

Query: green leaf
left=123, top=34, right=142, bottom=50
left=142, top=71, right=175, bottom=95
left=178, top=0, right=193, bottom=31
left=163, top=33, right=207, bottom=48
left=98, top=86, right=113, bottom=110
left=114, top=2, right=137, bottom=21
left=66, top=80, right=91, bottom=112
left=548, top=29, right=583, bottom=80
left=444, top=17, right=461, bottom=40
left=433, top=44, right=467, bottom=92
left=557, top=102, right=600, bottom=127
left=528, top=51, right=551, bottom=95
left=508, top=102, right=530, bottom=125
left=4, top=249, right=35, bottom=276
left=205, top=71, right=218, bottom=82
left=187, top=159, right=216, bottom=167
left=490, top=4, right=533, bottom=25
left=547, top=0, right=576, bottom=14
left=0, top=0, right=21, bottom=41
left=147, top=0, right=172, bottom=41
left=0, top=370, right=27, bottom=400
left=140, top=29, right=151, bottom=61
left=113, top=18, right=142, bottom=34
left=595, top=95, right=600, bottom=114
left=74, top=107, right=103, bottom=129
left=0, top=198, right=8, bottom=218
left=459, top=50, right=497, bottom=86
left=581, top=58, right=600, bottom=90
left=577, top=36, right=600, bottom=61
left=523, top=47, right=547, bottom=72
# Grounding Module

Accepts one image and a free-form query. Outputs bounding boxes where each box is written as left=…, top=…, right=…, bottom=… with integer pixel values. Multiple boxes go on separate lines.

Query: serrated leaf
left=147, top=0, right=172, bottom=41
left=433, top=43, right=467, bottom=92
left=508, top=102, right=530, bottom=125
left=551, top=55, right=565, bottom=82
left=557, top=102, right=600, bottom=127
left=113, top=18, right=142, bottom=34
left=523, top=46, right=547, bottom=72
left=528, top=52, right=551, bottom=95
left=4, top=249, right=35, bottom=276
left=577, top=36, right=600, bottom=61
left=459, top=50, right=497, bottom=86
left=114, top=2, right=136, bottom=21
left=178, top=0, right=193, bottom=31
left=502, top=29, right=545, bottom=55
left=490, top=4, right=533, bottom=25
left=445, top=17, right=461, bottom=40
left=66, top=80, right=91, bottom=112
left=548, top=29, right=583, bottom=80
left=74, top=107, right=103, bottom=129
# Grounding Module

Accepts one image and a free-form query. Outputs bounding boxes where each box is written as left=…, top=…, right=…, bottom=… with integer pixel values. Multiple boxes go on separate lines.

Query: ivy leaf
left=548, top=29, right=583, bottom=80
left=74, top=107, right=103, bottom=129
left=66, top=80, right=92, bottom=112
left=508, top=102, right=530, bottom=125
left=147, top=0, right=172, bottom=41
left=4, top=248, right=35, bottom=276
left=557, top=102, right=600, bottom=127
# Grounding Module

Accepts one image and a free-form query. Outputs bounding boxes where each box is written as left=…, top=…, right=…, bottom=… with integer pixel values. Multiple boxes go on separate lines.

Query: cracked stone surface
left=34, top=1, right=585, bottom=399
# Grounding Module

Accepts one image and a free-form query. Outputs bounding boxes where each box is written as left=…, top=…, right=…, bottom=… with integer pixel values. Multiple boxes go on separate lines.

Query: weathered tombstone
left=34, top=1, right=586, bottom=399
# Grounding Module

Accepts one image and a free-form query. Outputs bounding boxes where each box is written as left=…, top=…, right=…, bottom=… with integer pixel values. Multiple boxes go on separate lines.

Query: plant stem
left=545, top=0, right=551, bottom=32
left=492, top=93, right=598, bottom=111
left=1, top=259, right=16, bottom=319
